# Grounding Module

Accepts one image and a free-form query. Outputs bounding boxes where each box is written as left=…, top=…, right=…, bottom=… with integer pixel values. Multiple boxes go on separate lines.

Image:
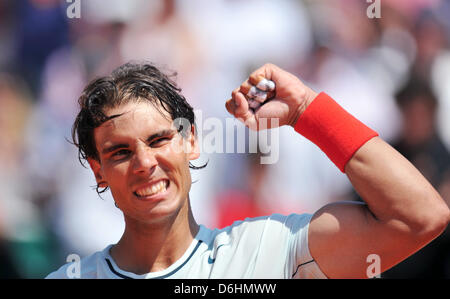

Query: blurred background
left=0, top=0, right=449, bottom=278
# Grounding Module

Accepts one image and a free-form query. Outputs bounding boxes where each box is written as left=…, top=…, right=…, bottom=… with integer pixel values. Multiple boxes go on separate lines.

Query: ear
left=188, top=125, right=200, bottom=161
left=87, top=158, right=106, bottom=186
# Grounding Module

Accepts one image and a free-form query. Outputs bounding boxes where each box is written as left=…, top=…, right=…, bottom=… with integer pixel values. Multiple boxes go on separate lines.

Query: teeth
left=135, top=180, right=167, bottom=197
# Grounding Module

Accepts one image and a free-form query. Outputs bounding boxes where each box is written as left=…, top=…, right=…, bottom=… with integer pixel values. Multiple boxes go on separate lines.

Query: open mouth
left=133, top=179, right=170, bottom=198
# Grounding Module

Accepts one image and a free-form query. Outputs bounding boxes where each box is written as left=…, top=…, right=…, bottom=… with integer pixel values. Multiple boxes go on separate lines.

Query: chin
left=131, top=195, right=188, bottom=224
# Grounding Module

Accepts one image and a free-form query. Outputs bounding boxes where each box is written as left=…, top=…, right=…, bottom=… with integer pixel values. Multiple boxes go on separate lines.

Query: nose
left=132, top=144, right=157, bottom=174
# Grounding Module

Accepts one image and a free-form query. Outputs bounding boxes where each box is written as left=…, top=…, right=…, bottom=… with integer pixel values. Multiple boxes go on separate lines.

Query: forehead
left=94, top=101, right=173, bottom=145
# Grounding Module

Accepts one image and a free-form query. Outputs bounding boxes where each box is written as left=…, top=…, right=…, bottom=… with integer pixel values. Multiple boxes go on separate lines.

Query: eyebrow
left=101, top=129, right=177, bottom=155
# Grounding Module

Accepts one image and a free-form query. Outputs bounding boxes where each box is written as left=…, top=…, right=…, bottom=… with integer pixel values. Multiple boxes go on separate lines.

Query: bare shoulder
left=307, top=201, right=383, bottom=278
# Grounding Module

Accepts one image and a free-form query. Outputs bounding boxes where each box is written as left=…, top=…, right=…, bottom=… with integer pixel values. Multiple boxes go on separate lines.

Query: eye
left=111, top=149, right=131, bottom=160
left=150, top=137, right=171, bottom=147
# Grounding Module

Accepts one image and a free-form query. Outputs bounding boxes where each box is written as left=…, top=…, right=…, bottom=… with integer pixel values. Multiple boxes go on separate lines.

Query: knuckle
left=240, top=84, right=250, bottom=94
left=225, top=101, right=233, bottom=113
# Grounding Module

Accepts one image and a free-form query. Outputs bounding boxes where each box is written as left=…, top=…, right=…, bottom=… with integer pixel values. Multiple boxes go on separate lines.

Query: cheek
left=103, top=164, right=129, bottom=189
left=157, top=150, right=191, bottom=187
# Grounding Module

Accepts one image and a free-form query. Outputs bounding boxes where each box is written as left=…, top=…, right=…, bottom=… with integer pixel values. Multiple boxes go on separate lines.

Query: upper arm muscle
left=307, top=201, right=419, bottom=278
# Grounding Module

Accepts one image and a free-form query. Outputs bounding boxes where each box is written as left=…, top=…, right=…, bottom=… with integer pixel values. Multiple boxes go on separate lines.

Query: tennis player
left=46, top=62, right=449, bottom=279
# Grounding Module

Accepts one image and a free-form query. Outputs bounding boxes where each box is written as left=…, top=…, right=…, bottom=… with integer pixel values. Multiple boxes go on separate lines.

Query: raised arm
left=308, top=136, right=449, bottom=278
left=225, top=63, right=450, bottom=278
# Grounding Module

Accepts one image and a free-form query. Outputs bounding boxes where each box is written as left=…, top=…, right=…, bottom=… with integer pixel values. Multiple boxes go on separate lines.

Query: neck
left=110, top=198, right=199, bottom=275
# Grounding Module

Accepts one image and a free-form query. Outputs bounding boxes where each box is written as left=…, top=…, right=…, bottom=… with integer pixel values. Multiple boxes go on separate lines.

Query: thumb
left=233, top=91, right=256, bottom=127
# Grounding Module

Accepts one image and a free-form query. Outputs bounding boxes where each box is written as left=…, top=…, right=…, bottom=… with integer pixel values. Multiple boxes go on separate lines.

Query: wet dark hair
left=71, top=62, right=206, bottom=194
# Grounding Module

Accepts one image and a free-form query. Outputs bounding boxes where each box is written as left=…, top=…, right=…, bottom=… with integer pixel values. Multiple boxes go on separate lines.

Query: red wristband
left=294, top=92, right=378, bottom=173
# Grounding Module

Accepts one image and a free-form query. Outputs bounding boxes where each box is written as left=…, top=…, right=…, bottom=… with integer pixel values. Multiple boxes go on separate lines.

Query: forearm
left=227, top=64, right=450, bottom=277
left=345, top=136, right=449, bottom=234
left=294, top=91, right=449, bottom=238
left=302, top=94, right=449, bottom=277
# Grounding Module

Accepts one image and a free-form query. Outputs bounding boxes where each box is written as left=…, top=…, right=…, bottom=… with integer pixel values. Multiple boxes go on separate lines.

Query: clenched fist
left=225, top=63, right=318, bottom=131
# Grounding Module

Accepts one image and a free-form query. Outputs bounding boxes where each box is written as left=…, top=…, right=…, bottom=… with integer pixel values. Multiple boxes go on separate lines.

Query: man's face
left=89, top=101, right=199, bottom=224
